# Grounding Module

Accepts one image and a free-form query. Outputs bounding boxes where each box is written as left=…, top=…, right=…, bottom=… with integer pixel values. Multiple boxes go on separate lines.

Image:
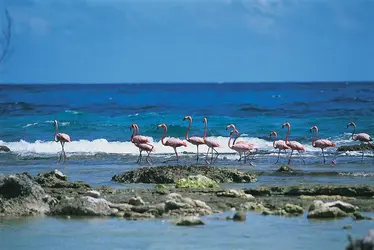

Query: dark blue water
left=0, top=83, right=373, bottom=159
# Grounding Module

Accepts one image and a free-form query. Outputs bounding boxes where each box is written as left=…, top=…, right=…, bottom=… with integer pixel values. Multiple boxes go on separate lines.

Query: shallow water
left=1, top=212, right=374, bottom=250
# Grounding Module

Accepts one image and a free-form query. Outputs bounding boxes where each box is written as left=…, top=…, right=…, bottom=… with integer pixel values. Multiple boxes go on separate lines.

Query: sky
left=0, top=0, right=373, bottom=83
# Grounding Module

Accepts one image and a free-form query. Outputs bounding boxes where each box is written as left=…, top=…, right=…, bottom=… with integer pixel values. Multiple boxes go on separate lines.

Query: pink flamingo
left=269, top=131, right=291, bottom=164
left=228, top=129, right=254, bottom=164
left=157, top=123, right=187, bottom=163
left=183, top=116, right=205, bottom=163
left=130, top=124, right=154, bottom=164
left=202, top=118, right=220, bottom=164
left=130, top=124, right=150, bottom=144
left=282, top=122, right=306, bottom=165
left=54, top=120, right=71, bottom=162
left=310, top=126, right=336, bottom=164
left=225, top=124, right=250, bottom=145
left=347, top=122, right=372, bottom=161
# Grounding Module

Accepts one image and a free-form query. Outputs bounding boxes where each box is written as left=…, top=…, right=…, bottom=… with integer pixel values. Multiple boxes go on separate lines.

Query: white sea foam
left=23, top=123, right=38, bottom=128
left=0, top=134, right=371, bottom=158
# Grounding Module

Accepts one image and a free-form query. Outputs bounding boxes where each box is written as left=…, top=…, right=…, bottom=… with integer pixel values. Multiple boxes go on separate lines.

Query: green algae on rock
left=175, top=175, right=220, bottom=189
left=337, top=143, right=374, bottom=152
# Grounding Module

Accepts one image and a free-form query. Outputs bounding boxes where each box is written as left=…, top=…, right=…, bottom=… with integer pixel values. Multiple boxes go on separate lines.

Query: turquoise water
left=1, top=213, right=374, bottom=250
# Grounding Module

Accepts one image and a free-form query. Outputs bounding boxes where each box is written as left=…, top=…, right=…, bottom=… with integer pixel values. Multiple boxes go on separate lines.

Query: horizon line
left=0, top=80, right=373, bottom=85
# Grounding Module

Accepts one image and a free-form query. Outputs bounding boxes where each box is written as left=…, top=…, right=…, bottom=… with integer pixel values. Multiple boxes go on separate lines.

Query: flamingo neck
left=203, top=121, right=207, bottom=139
left=272, top=135, right=276, bottom=148
left=54, top=124, right=58, bottom=141
left=351, top=125, right=356, bottom=140
left=185, top=119, right=191, bottom=140
left=233, top=131, right=239, bottom=145
left=135, top=126, right=139, bottom=135
left=312, top=129, right=318, bottom=147
left=131, top=128, right=135, bottom=141
left=228, top=132, right=234, bottom=149
left=161, top=126, right=167, bottom=145
left=285, top=125, right=290, bottom=142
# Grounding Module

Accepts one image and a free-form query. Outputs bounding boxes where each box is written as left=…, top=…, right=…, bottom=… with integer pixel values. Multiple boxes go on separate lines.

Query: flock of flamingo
left=53, top=118, right=372, bottom=165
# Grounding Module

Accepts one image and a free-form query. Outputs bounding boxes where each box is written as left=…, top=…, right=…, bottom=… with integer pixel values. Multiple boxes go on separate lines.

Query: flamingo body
left=274, top=140, right=290, bottom=150
left=55, top=133, right=71, bottom=143
left=132, top=135, right=149, bottom=144
left=183, top=116, right=205, bottom=162
left=354, top=133, right=372, bottom=143
left=164, top=137, right=187, bottom=148
left=313, top=139, right=336, bottom=149
left=286, top=141, right=305, bottom=151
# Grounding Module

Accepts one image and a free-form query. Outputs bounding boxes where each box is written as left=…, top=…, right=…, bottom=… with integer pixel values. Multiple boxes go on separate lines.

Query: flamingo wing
left=287, top=140, right=305, bottom=151
left=135, top=143, right=154, bottom=152
left=132, top=135, right=150, bottom=144
left=275, top=140, right=290, bottom=150
left=165, top=137, right=187, bottom=147
left=204, top=138, right=220, bottom=148
left=356, top=133, right=372, bottom=142
left=314, top=139, right=336, bottom=148
left=188, top=136, right=205, bottom=145
left=56, top=133, right=71, bottom=142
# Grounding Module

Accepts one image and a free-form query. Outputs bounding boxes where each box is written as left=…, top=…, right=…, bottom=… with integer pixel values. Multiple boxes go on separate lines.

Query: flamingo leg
left=137, top=150, right=142, bottom=163
left=146, top=151, right=152, bottom=165
left=58, top=141, right=63, bottom=162
left=298, top=150, right=306, bottom=164
left=275, top=149, right=281, bottom=164
left=213, top=148, right=219, bottom=163
left=205, top=147, right=211, bottom=164
left=288, top=150, right=294, bottom=165
left=244, top=153, right=247, bottom=163
left=196, top=145, right=199, bottom=163
left=361, top=151, right=364, bottom=162
left=322, top=148, right=325, bottom=164
left=61, top=142, right=67, bottom=163
left=174, top=148, right=179, bottom=163
left=238, top=153, right=242, bottom=162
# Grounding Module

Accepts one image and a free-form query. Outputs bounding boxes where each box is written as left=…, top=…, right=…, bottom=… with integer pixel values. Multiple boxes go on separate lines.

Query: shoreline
left=1, top=165, right=374, bottom=222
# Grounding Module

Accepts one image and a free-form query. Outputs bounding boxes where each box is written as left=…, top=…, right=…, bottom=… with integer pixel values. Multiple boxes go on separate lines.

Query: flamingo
left=130, top=124, right=150, bottom=144
left=282, top=122, right=306, bottom=165
left=228, top=129, right=254, bottom=164
left=347, top=122, right=372, bottom=161
left=225, top=124, right=250, bottom=145
left=202, top=117, right=220, bottom=164
left=157, top=123, right=187, bottom=163
left=269, top=131, right=290, bottom=164
left=183, top=116, right=205, bottom=163
left=53, top=120, right=71, bottom=162
left=310, top=126, right=336, bottom=164
left=130, top=124, right=154, bottom=164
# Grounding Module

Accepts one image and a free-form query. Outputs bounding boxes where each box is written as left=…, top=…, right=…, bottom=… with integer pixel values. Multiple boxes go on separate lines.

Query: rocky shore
left=1, top=166, right=374, bottom=226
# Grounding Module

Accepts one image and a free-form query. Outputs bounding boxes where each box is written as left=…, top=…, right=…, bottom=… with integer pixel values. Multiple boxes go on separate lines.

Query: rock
left=85, top=190, right=100, bottom=198
left=245, top=184, right=374, bottom=197
left=112, top=165, right=257, bottom=184
left=34, top=171, right=91, bottom=190
left=0, top=173, right=50, bottom=216
left=325, top=201, right=358, bottom=213
left=307, top=206, right=347, bottom=219
left=232, top=211, right=246, bottom=221
left=352, top=212, right=372, bottom=221
left=217, top=189, right=255, bottom=199
left=346, top=229, right=374, bottom=250
left=174, top=216, right=205, bottom=226
left=343, top=225, right=352, bottom=230
left=276, top=165, right=293, bottom=173
left=165, top=193, right=212, bottom=216
left=261, top=209, right=272, bottom=216
left=337, top=143, right=374, bottom=152
left=128, top=196, right=145, bottom=206
left=283, top=204, right=304, bottom=215
left=96, top=185, right=115, bottom=194
left=155, top=184, right=173, bottom=189
left=107, top=202, right=133, bottom=212
left=175, top=175, right=219, bottom=189
left=300, top=195, right=356, bottom=201
left=123, top=211, right=155, bottom=220
left=239, top=202, right=266, bottom=212
left=0, top=146, right=10, bottom=152
left=53, top=170, right=67, bottom=181
left=309, top=200, right=357, bottom=213
left=50, top=196, right=112, bottom=216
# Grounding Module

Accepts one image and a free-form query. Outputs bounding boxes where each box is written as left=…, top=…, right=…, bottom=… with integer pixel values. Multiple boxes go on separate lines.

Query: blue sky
left=1, top=0, right=373, bottom=83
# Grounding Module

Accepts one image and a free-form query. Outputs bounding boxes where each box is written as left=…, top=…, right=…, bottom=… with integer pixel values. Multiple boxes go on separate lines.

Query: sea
left=1, top=82, right=374, bottom=249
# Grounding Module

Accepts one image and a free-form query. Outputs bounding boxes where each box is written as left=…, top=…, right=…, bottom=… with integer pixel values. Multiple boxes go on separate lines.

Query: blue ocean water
left=0, top=82, right=373, bottom=159
left=1, top=82, right=374, bottom=250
